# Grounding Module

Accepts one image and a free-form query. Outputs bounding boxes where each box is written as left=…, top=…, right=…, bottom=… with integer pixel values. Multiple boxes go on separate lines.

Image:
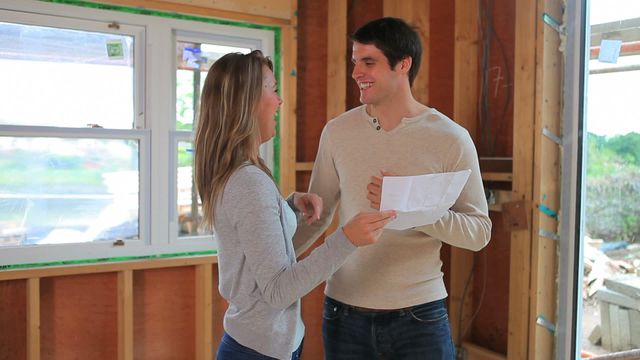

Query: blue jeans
left=216, top=332, right=303, bottom=360
left=323, top=297, right=455, bottom=360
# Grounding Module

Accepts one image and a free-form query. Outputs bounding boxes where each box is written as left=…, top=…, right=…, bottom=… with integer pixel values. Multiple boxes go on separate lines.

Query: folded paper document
left=380, top=169, right=471, bottom=230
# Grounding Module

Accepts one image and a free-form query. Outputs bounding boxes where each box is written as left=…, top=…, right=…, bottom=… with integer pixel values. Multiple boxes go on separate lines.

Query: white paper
left=380, top=169, right=471, bottom=230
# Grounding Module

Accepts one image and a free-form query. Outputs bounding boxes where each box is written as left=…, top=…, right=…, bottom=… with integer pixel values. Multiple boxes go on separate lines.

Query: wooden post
left=327, top=0, right=347, bottom=121
left=278, top=3, right=298, bottom=195
left=451, top=0, right=479, bottom=347
left=529, top=0, right=562, bottom=358
left=452, top=0, right=478, bottom=136
left=321, top=0, right=348, bottom=235
left=509, top=0, right=537, bottom=358
left=195, top=264, right=213, bottom=360
left=463, top=341, right=508, bottom=360
left=383, top=0, right=430, bottom=105
left=117, top=270, right=133, bottom=360
left=27, top=277, right=40, bottom=360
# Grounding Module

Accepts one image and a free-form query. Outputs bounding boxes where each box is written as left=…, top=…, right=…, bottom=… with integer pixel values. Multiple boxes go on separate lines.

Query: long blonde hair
left=194, top=50, right=274, bottom=229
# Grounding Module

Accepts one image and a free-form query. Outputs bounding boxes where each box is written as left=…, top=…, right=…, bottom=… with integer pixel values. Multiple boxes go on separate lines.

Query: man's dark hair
left=351, top=17, right=422, bottom=86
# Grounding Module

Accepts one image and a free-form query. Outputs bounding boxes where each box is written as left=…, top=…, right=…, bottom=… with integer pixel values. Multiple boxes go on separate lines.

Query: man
left=293, top=17, right=491, bottom=359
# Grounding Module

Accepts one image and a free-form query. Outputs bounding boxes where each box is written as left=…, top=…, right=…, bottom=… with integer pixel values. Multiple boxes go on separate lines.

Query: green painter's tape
left=0, top=250, right=217, bottom=271
left=41, top=0, right=282, bottom=185
left=272, top=28, right=282, bottom=184
left=43, top=0, right=278, bottom=31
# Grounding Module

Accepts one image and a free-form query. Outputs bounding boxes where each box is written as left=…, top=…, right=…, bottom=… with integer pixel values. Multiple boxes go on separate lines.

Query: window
left=172, top=37, right=254, bottom=239
left=0, top=9, right=147, bottom=254
left=558, top=0, right=640, bottom=358
left=0, top=20, right=137, bottom=129
left=170, top=31, right=275, bottom=240
left=0, top=0, right=276, bottom=267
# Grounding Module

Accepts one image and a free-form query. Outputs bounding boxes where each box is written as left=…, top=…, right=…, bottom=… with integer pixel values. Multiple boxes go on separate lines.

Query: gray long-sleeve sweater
left=214, top=165, right=356, bottom=359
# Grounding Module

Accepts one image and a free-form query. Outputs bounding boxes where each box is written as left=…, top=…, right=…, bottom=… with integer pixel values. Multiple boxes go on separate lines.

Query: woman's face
left=257, top=66, right=282, bottom=143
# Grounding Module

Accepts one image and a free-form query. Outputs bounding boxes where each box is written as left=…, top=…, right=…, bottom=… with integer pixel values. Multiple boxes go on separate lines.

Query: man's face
left=351, top=42, right=407, bottom=106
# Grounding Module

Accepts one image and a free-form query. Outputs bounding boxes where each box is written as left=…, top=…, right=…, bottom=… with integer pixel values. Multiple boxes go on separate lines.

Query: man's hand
left=343, top=210, right=397, bottom=247
left=293, top=192, right=323, bottom=225
left=366, top=170, right=396, bottom=210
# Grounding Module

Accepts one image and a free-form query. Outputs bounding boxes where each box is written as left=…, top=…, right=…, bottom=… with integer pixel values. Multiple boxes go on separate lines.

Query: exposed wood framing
left=482, top=172, right=514, bottom=182
left=84, top=0, right=292, bottom=26
left=195, top=264, right=213, bottom=360
left=0, top=256, right=216, bottom=281
left=294, top=0, right=346, bottom=174
left=319, top=0, right=348, bottom=236
left=509, top=0, right=537, bottom=358
left=383, top=0, right=430, bottom=104
left=529, top=0, right=562, bottom=358
left=295, top=162, right=314, bottom=171
left=278, top=2, right=298, bottom=195
left=452, top=0, right=479, bottom=136
left=154, top=0, right=293, bottom=20
left=4, top=257, right=219, bottom=358
left=27, top=277, right=40, bottom=360
left=464, top=341, right=507, bottom=360
left=488, top=190, right=515, bottom=212
left=117, top=270, right=133, bottom=360
left=327, top=0, right=347, bottom=120
left=451, top=0, right=479, bottom=348
left=211, top=267, right=226, bottom=351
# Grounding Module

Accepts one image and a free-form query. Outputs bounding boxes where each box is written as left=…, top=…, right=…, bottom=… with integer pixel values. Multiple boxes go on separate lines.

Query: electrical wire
left=477, top=0, right=512, bottom=157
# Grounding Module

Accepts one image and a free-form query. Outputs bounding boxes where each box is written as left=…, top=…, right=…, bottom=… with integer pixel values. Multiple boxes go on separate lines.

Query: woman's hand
left=343, top=210, right=397, bottom=247
left=293, top=192, right=323, bottom=225
left=366, top=170, right=396, bottom=210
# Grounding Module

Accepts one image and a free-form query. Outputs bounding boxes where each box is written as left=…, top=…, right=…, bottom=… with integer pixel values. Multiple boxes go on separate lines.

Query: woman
left=194, top=50, right=396, bottom=360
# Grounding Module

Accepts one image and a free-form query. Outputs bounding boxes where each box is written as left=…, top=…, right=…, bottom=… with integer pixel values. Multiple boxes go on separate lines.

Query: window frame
left=170, top=29, right=274, bottom=242
left=556, top=0, right=589, bottom=358
left=0, top=0, right=277, bottom=267
left=0, top=8, right=146, bottom=130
